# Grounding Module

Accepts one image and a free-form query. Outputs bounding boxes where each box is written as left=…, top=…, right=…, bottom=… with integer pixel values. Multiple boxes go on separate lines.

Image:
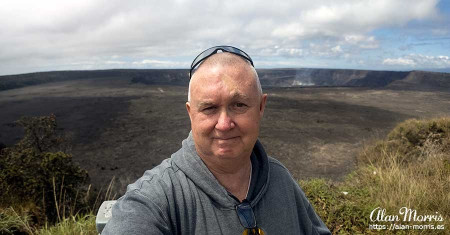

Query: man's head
left=186, top=51, right=267, bottom=164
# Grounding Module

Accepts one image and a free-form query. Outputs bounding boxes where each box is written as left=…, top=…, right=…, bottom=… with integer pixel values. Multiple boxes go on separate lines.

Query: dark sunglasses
left=236, top=200, right=265, bottom=235
left=189, top=45, right=254, bottom=79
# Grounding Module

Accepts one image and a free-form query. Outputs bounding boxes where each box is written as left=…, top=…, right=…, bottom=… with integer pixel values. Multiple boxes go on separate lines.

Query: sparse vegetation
left=37, top=214, right=97, bottom=235
left=0, top=115, right=94, bottom=234
left=302, top=117, right=450, bottom=234
left=0, top=207, right=97, bottom=235
left=0, top=207, right=35, bottom=234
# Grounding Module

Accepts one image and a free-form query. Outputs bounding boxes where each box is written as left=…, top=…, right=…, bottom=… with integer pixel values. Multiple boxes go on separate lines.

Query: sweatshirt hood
left=171, top=131, right=269, bottom=209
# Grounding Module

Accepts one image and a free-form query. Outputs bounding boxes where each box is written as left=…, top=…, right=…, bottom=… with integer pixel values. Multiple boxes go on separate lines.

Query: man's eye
left=233, top=103, right=249, bottom=113
left=235, top=103, right=247, bottom=108
left=202, top=106, right=216, bottom=112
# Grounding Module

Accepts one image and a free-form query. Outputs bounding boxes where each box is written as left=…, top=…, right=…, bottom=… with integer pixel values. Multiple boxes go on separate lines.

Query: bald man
left=103, top=46, right=330, bottom=235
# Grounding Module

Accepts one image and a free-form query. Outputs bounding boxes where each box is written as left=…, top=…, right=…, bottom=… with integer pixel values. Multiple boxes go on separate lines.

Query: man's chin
left=213, top=148, right=240, bottom=159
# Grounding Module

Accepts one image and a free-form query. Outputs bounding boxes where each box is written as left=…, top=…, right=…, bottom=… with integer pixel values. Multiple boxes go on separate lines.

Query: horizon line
left=2, top=67, right=450, bottom=77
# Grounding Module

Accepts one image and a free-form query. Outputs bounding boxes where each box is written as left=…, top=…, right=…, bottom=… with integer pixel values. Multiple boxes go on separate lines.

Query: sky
left=0, top=0, right=449, bottom=76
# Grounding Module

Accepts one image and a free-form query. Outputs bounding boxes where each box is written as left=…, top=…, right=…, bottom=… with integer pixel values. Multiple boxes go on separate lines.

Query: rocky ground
left=1, top=76, right=449, bottom=194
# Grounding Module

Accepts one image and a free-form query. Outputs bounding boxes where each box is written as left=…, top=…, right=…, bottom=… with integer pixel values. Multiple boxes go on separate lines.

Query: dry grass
left=302, top=117, right=450, bottom=234
left=38, top=214, right=97, bottom=235
left=361, top=140, right=449, bottom=216
left=0, top=176, right=119, bottom=234
left=0, top=207, right=35, bottom=234
left=358, top=117, right=450, bottom=216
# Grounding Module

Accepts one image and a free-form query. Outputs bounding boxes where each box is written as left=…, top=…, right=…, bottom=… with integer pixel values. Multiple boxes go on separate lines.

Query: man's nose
left=215, top=109, right=235, bottom=131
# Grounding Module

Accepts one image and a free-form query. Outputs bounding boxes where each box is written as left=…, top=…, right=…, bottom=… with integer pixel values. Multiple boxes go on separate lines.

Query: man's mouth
left=214, top=136, right=238, bottom=140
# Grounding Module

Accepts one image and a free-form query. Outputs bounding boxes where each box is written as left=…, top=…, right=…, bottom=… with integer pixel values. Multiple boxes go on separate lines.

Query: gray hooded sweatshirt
left=103, top=132, right=331, bottom=235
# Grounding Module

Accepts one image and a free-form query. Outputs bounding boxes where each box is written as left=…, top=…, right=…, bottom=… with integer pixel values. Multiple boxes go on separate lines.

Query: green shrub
left=0, top=115, right=89, bottom=227
left=359, top=117, right=450, bottom=166
left=301, top=178, right=377, bottom=234
left=388, top=117, right=449, bottom=147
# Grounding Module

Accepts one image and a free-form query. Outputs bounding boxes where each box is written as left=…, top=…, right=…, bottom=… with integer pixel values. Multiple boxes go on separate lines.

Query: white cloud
left=383, top=58, right=416, bottom=66
left=331, top=45, right=343, bottom=53
left=383, top=54, right=450, bottom=68
left=0, top=0, right=444, bottom=75
left=132, top=60, right=189, bottom=68
left=258, top=48, right=306, bottom=57
left=271, top=0, right=439, bottom=39
left=105, top=60, right=126, bottom=65
left=343, top=35, right=379, bottom=49
left=309, top=43, right=346, bottom=57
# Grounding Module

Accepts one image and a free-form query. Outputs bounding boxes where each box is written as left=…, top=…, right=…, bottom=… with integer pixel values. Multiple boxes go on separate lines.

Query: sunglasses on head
left=189, top=45, right=254, bottom=79
left=236, top=200, right=265, bottom=235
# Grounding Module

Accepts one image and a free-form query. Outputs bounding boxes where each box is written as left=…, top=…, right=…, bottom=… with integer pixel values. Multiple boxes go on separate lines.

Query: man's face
left=186, top=63, right=267, bottom=162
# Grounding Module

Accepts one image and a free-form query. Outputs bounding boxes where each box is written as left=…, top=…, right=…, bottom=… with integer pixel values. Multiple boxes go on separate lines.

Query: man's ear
left=186, top=101, right=192, bottom=121
left=259, top=94, right=267, bottom=118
